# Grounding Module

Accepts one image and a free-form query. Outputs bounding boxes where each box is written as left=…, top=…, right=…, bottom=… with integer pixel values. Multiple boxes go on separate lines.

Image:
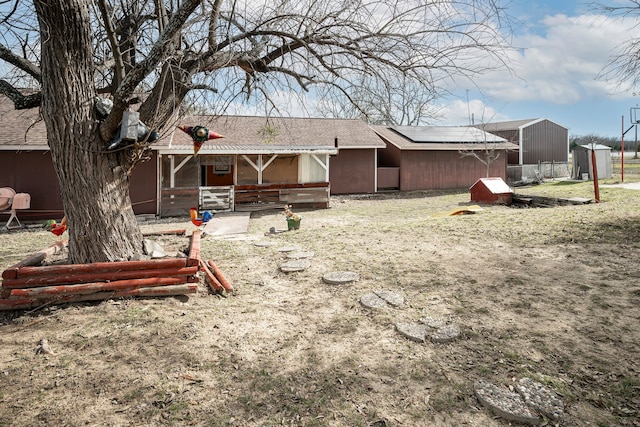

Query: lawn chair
left=0, top=187, right=31, bottom=229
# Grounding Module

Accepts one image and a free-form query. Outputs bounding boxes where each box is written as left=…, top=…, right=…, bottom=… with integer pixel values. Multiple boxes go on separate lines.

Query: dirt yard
left=0, top=181, right=639, bottom=426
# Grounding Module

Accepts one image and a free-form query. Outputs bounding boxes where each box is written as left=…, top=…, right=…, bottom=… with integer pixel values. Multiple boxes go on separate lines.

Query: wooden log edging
left=207, top=260, right=233, bottom=293
left=1, top=240, right=67, bottom=280
left=0, top=231, right=205, bottom=310
left=200, top=260, right=224, bottom=294
left=1, top=266, right=198, bottom=289
left=6, top=276, right=199, bottom=300
left=0, top=284, right=198, bottom=311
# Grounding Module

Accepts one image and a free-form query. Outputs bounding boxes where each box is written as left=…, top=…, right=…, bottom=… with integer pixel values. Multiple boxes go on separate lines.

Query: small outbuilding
left=571, top=144, right=612, bottom=180
left=470, top=177, right=513, bottom=205
left=372, top=125, right=516, bottom=191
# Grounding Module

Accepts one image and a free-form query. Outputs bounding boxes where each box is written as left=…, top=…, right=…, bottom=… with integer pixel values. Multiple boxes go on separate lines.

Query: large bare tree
left=0, top=0, right=513, bottom=264
left=594, top=1, right=640, bottom=93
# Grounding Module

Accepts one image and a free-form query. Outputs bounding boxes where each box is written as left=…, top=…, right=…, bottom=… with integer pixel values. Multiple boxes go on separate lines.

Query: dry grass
left=0, top=175, right=639, bottom=426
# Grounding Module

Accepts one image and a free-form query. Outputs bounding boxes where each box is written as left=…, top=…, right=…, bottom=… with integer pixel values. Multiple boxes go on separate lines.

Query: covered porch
left=159, top=152, right=332, bottom=216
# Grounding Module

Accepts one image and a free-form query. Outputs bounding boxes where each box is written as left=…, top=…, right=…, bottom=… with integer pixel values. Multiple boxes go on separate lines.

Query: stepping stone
left=419, top=316, right=449, bottom=329
left=360, top=293, right=389, bottom=310
left=322, top=271, right=359, bottom=285
left=286, top=251, right=314, bottom=259
left=429, top=323, right=461, bottom=343
left=278, top=246, right=301, bottom=252
left=395, top=322, right=428, bottom=343
left=474, top=379, right=539, bottom=425
left=516, top=377, right=564, bottom=420
left=254, top=241, right=278, bottom=247
left=374, top=290, right=404, bottom=307
left=279, top=259, right=311, bottom=272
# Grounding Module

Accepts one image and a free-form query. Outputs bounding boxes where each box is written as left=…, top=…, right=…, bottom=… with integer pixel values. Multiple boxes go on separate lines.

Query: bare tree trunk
left=35, top=0, right=143, bottom=264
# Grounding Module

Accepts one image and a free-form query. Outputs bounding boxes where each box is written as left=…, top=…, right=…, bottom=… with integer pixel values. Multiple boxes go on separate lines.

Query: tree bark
left=35, top=0, right=143, bottom=264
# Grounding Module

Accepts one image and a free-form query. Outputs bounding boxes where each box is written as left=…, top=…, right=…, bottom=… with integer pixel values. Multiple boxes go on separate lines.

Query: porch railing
left=234, top=182, right=330, bottom=211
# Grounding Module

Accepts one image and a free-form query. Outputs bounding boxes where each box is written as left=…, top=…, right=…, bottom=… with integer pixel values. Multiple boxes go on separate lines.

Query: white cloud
left=470, top=13, right=639, bottom=104
left=437, top=98, right=510, bottom=126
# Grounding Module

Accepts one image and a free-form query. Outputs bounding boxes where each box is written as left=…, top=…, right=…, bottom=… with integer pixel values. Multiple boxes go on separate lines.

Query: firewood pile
left=0, top=231, right=232, bottom=311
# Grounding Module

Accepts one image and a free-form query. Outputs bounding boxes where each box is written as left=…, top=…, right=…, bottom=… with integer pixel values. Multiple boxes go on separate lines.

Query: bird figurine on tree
left=178, top=125, right=224, bottom=155
left=190, top=207, right=213, bottom=228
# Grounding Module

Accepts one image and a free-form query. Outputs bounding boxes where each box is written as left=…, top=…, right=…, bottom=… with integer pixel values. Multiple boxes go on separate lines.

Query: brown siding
left=378, top=143, right=401, bottom=167
left=130, top=152, right=158, bottom=215
left=0, top=151, right=63, bottom=220
left=521, top=120, right=568, bottom=164
left=0, top=151, right=158, bottom=221
left=330, top=148, right=376, bottom=194
left=399, top=150, right=507, bottom=191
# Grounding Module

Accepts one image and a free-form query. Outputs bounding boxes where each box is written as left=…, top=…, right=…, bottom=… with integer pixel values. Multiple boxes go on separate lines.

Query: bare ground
left=0, top=182, right=639, bottom=427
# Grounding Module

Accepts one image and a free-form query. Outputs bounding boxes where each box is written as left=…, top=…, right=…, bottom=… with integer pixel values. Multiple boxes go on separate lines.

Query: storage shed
left=571, top=144, right=612, bottom=180
left=470, top=177, right=513, bottom=205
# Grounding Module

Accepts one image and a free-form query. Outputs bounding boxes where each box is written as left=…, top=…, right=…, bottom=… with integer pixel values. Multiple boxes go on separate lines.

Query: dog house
left=470, top=177, right=513, bottom=205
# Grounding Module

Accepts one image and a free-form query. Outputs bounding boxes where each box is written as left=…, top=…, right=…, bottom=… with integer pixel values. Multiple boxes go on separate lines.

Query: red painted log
left=11, top=258, right=188, bottom=279
left=1, top=240, right=66, bottom=280
left=207, top=260, right=234, bottom=293
left=199, top=260, right=224, bottom=294
left=187, top=231, right=201, bottom=266
left=6, top=276, right=197, bottom=299
left=0, top=284, right=198, bottom=311
left=1, top=266, right=198, bottom=289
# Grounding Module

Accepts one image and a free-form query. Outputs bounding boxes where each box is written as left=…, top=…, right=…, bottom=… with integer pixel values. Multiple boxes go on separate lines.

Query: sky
left=440, top=0, right=640, bottom=138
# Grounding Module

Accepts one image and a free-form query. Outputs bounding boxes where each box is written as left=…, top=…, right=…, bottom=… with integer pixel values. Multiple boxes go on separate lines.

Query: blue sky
left=440, top=0, right=640, bottom=138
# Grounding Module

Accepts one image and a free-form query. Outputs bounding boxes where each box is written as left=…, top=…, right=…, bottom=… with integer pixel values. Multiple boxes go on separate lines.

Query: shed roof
left=576, top=144, right=612, bottom=151
left=372, top=125, right=517, bottom=151
left=470, top=177, right=512, bottom=194
left=473, top=118, right=568, bottom=132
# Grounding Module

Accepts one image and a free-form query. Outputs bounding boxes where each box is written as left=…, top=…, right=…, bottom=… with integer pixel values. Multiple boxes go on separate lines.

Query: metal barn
left=473, top=119, right=570, bottom=182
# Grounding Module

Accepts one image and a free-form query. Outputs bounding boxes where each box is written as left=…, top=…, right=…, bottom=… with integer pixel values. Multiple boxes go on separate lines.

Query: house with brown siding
left=372, top=125, right=517, bottom=191
left=472, top=119, right=570, bottom=182
left=156, top=115, right=385, bottom=215
left=0, top=97, right=385, bottom=220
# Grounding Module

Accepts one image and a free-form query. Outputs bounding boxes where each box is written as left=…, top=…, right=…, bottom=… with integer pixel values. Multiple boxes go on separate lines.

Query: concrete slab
left=203, top=212, right=251, bottom=236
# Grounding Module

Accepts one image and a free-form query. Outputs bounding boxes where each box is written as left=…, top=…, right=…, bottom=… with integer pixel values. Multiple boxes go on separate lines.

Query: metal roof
left=577, top=144, right=612, bottom=150
left=473, top=118, right=568, bottom=132
left=471, top=177, right=512, bottom=194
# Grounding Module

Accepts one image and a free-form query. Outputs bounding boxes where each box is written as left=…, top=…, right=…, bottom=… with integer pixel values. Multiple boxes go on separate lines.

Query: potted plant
left=283, top=205, right=302, bottom=230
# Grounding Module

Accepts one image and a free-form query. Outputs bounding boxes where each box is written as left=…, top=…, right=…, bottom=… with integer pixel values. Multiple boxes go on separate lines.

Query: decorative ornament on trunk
left=178, top=125, right=224, bottom=155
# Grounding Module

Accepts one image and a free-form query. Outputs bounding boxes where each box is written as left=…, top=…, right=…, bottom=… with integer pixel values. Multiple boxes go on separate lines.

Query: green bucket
left=286, top=218, right=301, bottom=230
